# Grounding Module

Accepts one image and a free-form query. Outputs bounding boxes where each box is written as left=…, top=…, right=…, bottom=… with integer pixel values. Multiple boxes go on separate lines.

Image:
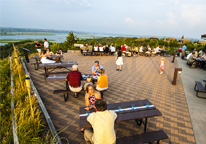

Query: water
left=0, top=32, right=201, bottom=46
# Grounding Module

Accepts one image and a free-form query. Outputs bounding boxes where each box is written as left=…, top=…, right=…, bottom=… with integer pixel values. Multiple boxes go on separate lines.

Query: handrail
left=10, top=57, right=20, bottom=144
left=20, top=57, right=62, bottom=144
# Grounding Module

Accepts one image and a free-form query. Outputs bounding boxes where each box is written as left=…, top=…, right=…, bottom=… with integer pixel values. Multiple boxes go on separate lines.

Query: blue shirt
left=92, top=65, right=103, bottom=74
left=182, top=45, right=186, bottom=51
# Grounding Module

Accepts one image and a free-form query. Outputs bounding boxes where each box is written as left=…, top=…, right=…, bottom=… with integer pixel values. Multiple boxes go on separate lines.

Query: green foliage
left=63, top=31, right=77, bottom=50
left=0, top=58, right=13, bottom=144
left=181, top=35, right=184, bottom=39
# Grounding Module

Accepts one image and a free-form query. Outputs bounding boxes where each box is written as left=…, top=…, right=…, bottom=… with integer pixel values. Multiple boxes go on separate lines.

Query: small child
left=159, top=58, right=165, bottom=74
left=84, top=77, right=93, bottom=91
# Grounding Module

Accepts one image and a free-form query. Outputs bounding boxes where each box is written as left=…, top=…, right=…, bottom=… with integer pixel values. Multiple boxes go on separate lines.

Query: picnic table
left=45, top=74, right=98, bottom=101
left=79, top=99, right=162, bottom=133
left=30, top=55, right=63, bottom=70
left=195, top=58, right=206, bottom=69
left=39, top=62, right=78, bottom=79
left=160, top=50, right=170, bottom=57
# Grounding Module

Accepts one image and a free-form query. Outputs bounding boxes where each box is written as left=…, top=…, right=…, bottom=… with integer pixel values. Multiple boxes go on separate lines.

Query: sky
left=0, top=0, right=206, bottom=39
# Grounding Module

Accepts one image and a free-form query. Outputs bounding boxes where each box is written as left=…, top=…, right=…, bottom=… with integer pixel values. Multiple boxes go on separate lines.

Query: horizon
left=1, top=0, right=206, bottom=39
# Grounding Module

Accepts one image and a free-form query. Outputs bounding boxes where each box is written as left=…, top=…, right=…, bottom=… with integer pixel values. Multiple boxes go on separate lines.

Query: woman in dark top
left=115, top=46, right=123, bottom=71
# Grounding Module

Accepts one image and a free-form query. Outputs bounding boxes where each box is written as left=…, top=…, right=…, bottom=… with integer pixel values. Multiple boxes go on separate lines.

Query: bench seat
left=39, top=71, right=70, bottom=76
left=116, top=130, right=168, bottom=144
left=194, top=81, right=206, bottom=99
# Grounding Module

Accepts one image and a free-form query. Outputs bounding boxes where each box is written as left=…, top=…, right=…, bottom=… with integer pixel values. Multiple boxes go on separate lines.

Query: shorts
left=160, top=65, right=164, bottom=69
left=37, top=49, right=41, bottom=52
left=69, top=85, right=82, bottom=92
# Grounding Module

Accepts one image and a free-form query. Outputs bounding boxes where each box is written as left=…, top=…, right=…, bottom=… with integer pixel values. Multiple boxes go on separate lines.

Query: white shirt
left=187, top=53, right=192, bottom=60
left=156, top=46, right=160, bottom=52
left=139, top=46, right=143, bottom=52
left=44, top=41, right=49, bottom=48
left=99, top=47, right=104, bottom=51
left=94, top=46, right=99, bottom=51
left=87, top=110, right=117, bottom=144
left=110, top=46, right=116, bottom=52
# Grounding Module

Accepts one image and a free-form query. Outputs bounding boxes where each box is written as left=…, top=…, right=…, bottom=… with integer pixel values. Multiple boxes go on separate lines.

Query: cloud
left=181, top=4, right=206, bottom=27
left=174, top=1, right=179, bottom=5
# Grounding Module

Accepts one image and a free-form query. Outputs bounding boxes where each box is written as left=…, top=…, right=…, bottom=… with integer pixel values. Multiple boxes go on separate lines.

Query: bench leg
left=64, top=93, right=69, bottom=102
left=100, top=91, right=103, bottom=99
left=135, top=119, right=143, bottom=126
left=34, top=64, right=38, bottom=70
left=194, top=84, right=198, bottom=91
left=144, top=118, right=148, bottom=133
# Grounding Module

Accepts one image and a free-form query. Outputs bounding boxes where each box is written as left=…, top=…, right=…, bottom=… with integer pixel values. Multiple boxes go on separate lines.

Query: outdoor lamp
left=14, top=57, right=18, bottom=64
left=25, top=75, right=31, bottom=96
left=172, top=67, right=182, bottom=85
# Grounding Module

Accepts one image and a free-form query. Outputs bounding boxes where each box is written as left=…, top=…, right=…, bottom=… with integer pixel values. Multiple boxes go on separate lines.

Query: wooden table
left=30, top=55, right=63, bottom=70
left=79, top=99, right=162, bottom=133
left=39, top=62, right=78, bottom=79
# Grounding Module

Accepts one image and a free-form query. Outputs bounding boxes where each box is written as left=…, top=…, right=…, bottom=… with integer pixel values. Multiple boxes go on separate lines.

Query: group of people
left=187, top=49, right=206, bottom=69
left=35, top=39, right=63, bottom=64
left=65, top=61, right=118, bottom=144
left=81, top=43, right=116, bottom=56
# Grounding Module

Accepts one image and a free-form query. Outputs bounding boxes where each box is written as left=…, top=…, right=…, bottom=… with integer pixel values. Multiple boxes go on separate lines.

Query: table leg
left=144, top=118, right=148, bottom=133
left=64, top=81, right=69, bottom=101
left=135, top=119, right=143, bottom=126
left=44, top=67, right=47, bottom=79
left=35, top=59, right=38, bottom=70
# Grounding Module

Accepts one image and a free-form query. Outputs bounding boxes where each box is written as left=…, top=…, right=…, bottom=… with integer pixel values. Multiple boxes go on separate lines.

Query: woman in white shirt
left=99, top=44, right=104, bottom=56
left=93, top=44, right=99, bottom=56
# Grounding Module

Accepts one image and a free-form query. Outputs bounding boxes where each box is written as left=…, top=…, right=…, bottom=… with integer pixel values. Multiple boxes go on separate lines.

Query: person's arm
left=85, top=94, right=92, bottom=110
left=92, top=66, right=99, bottom=74
left=96, top=77, right=100, bottom=85
left=80, top=72, right=83, bottom=80
left=65, top=73, right=69, bottom=81
left=96, top=91, right=101, bottom=99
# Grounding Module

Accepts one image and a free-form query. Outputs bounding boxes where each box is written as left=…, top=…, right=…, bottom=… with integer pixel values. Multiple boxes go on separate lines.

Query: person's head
left=72, top=65, right=78, bottom=71
left=43, top=50, right=47, bottom=54
left=161, top=58, right=165, bottom=61
left=95, top=99, right=107, bottom=111
left=43, top=38, right=47, bottom=42
left=86, top=84, right=95, bottom=94
left=192, top=52, right=195, bottom=55
left=94, top=61, right=99, bottom=67
left=48, top=48, right=52, bottom=52
left=117, top=46, right=121, bottom=51
left=199, top=49, right=202, bottom=52
left=86, top=43, right=88, bottom=46
left=100, top=69, right=105, bottom=75
left=86, top=76, right=91, bottom=82
left=36, top=39, right=39, bottom=43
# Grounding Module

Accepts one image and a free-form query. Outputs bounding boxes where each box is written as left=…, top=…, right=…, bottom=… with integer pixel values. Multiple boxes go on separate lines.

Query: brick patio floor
left=26, top=53, right=195, bottom=144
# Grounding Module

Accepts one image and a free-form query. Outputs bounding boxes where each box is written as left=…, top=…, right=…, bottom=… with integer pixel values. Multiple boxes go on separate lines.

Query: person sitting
left=84, top=77, right=93, bottom=91
left=152, top=47, right=156, bottom=56
left=98, top=44, right=104, bottom=56
left=80, top=44, right=84, bottom=54
left=144, top=46, right=151, bottom=57
left=198, top=49, right=203, bottom=57
left=95, top=69, right=108, bottom=99
left=93, top=44, right=99, bottom=56
left=194, top=49, right=198, bottom=57
left=80, top=84, right=101, bottom=135
left=47, top=48, right=54, bottom=55
left=110, top=44, right=116, bottom=55
left=88, top=43, right=93, bottom=54
left=188, top=52, right=197, bottom=67
left=125, top=46, right=132, bottom=57
left=56, top=48, right=63, bottom=56
left=84, top=99, right=117, bottom=144
left=201, top=51, right=206, bottom=59
left=156, top=45, right=161, bottom=55
left=187, top=51, right=193, bottom=64
left=104, top=44, right=109, bottom=55
left=92, top=61, right=103, bottom=74
left=65, top=65, right=83, bottom=98
left=40, top=50, right=56, bottom=64
left=133, top=45, right=138, bottom=56
left=139, top=46, right=143, bottom=52
left=83, top=44, right=88, bottom=56
left=121, top=44, right=126, bottom=52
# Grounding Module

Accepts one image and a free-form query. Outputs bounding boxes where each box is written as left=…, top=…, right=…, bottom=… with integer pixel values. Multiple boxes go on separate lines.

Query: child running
left=159, top=58, right=165, bottom=74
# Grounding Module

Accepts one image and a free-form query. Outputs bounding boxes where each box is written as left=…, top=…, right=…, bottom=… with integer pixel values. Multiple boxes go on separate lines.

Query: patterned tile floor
left=26, top=53, right=195, bottom=144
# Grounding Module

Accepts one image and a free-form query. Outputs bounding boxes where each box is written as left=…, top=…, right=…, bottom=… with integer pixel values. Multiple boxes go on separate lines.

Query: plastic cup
left=146, top=103, right=149, bottom=108
left=54, top=75, right=56, bottom=78
left=86, top=110, right=90, bottom=116
left=131, top=104, right=135, bottom=109
left=94, top=73, right=97, bottom=76
left=118, top=106, right=121, bottom=111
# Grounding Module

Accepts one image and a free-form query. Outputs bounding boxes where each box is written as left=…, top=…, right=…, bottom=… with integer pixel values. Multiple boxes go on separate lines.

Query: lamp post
left=25, top=75, right=34, bottom=117
left=172, top=67, right=182, bottom=85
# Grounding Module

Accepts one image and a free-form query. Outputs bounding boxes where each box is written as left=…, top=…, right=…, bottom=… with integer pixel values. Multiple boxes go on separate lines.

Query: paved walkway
left=26, top=53, right=196, bottom=144
left=176, top=57, right=206, bottom=144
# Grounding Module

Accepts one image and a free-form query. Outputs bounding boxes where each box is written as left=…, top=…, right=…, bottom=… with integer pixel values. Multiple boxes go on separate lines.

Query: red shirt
left=66, top=71, right=83, bottom=87
left=121, top=46, right=126, bottom=52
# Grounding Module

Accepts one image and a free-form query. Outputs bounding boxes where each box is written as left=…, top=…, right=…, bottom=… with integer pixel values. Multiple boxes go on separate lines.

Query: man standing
left=84, top=99, right=117, bottom=144
left=35, top=39, right=42, bottom=56
left=92, top=61, right=103, bottom=74
left=43, top=38, right=49, bottom=50
left=182, top=44, right=187, bottom=59
left=66, top=65, right=83, bottom=98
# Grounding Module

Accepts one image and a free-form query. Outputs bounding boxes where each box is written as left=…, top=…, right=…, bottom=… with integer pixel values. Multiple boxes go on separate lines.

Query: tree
left=63, top=31, right=77, bottom=49
left=181, top=35, right=184, bottom=39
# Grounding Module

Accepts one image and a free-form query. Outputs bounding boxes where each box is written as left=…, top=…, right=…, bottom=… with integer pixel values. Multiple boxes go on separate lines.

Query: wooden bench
left=39, top=71, right=70, bottom=76
left=194, top=81, right=206, bottom=99
left=116, top=130, right=168, bottom=144
left=53, top=89, right=85, bottom=102
left=30, top=62, right=42, bottom=70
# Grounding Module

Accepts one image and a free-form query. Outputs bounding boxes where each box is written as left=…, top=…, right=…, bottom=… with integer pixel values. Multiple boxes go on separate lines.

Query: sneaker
left=116, top=69, right=119, bottom=71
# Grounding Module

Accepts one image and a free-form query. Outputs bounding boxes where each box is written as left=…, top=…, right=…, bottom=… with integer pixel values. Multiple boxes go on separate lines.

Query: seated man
left=84, top=99, right=117, bottom=144
left=88, top=44, right=93, bottom=53
left=156, top=45, right=161, bottom=55
left=188, top=52, right=197, bottom=67
left=110, top=44, right=116, bottom=55
left=66, top=65, right=83, bottom=98
left=139, top=46, right=143, bottom=52
left=187, top=51, right=193, bottom=63
left=152, top=47, right=156, bottom=56
left=198, top=49, right=203, bottom=57
left=125, top=46, right=132, bottom=57
left=92, top=61, right=103, bottom=74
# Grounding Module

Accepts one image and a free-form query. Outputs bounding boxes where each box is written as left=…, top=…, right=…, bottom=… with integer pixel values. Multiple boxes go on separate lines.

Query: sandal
left=80, top=130, right=84, bottom=135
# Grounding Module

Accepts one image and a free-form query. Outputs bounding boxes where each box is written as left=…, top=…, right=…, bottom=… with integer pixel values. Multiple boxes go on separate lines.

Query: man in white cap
left=66, top=65, right=83, bottom=98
